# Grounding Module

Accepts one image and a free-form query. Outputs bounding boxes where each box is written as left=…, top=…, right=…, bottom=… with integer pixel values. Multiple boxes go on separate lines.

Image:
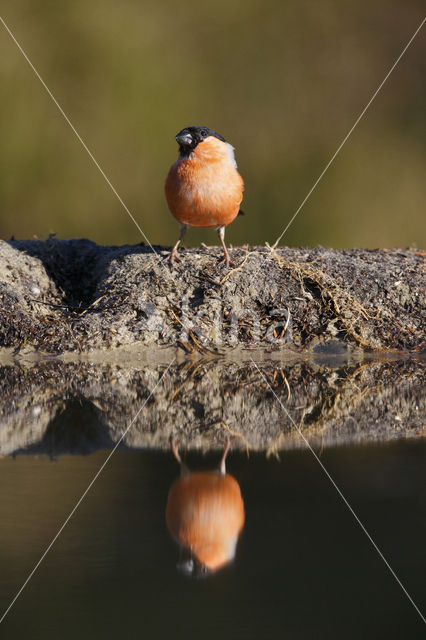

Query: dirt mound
left=0, top=238, right=424, bottom=354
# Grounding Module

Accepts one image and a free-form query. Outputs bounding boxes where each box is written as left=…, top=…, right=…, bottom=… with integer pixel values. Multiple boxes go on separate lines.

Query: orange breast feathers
left=165, top=471, right=245, bottom=571
left=165, top=136, right=244, bottom=229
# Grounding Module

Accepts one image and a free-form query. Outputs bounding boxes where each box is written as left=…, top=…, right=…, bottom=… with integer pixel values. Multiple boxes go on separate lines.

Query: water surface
left=0, top=441, right=425, bottom=639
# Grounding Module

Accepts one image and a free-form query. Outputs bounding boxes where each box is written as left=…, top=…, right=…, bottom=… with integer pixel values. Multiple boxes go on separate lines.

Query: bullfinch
left=166, top=439, right=245, bottom=575
left=165, top=126, right=244, bottom=265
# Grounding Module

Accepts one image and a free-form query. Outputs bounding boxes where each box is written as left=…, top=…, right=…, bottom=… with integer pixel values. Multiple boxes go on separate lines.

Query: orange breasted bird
left=165, top=439, right=245, bottom=576
left=165, top=126, right=244, bottom=265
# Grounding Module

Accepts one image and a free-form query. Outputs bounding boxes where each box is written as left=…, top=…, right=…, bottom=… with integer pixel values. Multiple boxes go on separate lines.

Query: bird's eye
left=200, top=129, right=208, bottom=137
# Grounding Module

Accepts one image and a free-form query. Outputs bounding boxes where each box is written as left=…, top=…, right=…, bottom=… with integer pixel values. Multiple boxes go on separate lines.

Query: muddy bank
left=0, top=357, right=424, bottom=456
left=0, top=238, right=424, bottom=354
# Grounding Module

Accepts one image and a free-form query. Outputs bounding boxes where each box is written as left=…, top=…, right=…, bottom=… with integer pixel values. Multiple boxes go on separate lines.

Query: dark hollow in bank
left=0, top=238, right=424, bottom=354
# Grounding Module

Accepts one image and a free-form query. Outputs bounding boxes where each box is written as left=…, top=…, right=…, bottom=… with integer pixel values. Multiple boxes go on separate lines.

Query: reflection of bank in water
left=165, top=439, right=245, bottom=576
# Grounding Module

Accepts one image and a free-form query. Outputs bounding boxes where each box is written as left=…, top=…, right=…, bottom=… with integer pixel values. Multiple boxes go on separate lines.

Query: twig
left=219, top=421, right=250, bottom=458
left=219, top=248, right=250, bottom=285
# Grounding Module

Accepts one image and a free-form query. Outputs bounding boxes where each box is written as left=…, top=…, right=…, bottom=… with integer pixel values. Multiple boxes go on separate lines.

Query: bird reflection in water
left=166, top=439, right=245, bottom=577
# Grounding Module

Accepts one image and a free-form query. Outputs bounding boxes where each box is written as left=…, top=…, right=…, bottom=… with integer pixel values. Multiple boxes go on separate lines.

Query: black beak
left=175, top=131, right=192, bottom=146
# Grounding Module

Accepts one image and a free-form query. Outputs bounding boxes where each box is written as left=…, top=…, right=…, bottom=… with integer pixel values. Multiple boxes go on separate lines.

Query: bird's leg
left=168, top=225, right=187, bottom=263
left=171, top=438, right=190, bottom=476
left=217, top=226, right=232, bottom=266
left=219, top=438, right=231, bottom=475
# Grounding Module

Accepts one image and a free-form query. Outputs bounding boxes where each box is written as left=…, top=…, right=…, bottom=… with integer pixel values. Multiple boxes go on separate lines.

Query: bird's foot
left=218, top=251, right=234, bottom=267
left=167, top=248, right=181, bottom=263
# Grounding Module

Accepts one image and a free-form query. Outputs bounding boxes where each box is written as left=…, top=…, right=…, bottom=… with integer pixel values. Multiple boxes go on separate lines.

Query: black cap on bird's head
left=175, top=126, right=225, bottom=156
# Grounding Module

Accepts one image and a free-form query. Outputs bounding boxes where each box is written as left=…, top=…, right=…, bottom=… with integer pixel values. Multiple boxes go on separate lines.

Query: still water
left=0, top=440, right=425, bottom=639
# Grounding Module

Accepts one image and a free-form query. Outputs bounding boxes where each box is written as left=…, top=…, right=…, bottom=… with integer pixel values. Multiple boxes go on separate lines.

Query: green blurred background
left=0, top=0, right=425, bottom=249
